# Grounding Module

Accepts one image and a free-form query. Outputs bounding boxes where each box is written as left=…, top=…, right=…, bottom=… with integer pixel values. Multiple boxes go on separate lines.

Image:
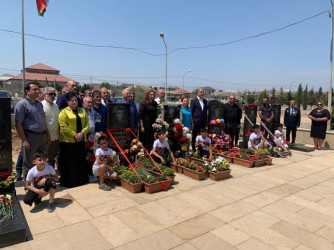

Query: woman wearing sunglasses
left=308, top=100, right=331, bottom=150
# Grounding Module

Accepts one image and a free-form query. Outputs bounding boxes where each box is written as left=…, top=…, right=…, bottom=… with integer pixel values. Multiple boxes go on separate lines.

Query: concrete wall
left=285, top=127, right=334, bottom=148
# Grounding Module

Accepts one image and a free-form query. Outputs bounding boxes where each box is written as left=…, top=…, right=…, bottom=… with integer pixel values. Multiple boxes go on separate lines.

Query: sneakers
left=34, top=197, right=42, bottom=205
left=99, top=183, right=112, bottom=191
left=47, top=202, right=55, bottom=213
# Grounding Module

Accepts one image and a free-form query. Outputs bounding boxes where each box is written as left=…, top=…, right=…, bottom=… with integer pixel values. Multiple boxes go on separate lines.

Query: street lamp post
left=182, top=70, right=191, bottom=97
left=328, top=0, right=333, bottom=129
left=160, top=32, right=168, bottom=101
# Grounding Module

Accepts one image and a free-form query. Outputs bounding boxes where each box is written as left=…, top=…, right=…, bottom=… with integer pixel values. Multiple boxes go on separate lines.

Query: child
left=92, top=136, right=118, bottom=191
left=274, top=124, right=289, bottom=148
left=195, top=128, right=212, bottom=159
left=24, top=151, right=59, bottom=213
left=248, top=124, right=269, bottom=151
left=151, top=130, right=175, bottom=166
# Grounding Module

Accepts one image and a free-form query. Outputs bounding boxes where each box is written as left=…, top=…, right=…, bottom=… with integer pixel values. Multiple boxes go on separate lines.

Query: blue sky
left=0, top=0, right=332, bottom=91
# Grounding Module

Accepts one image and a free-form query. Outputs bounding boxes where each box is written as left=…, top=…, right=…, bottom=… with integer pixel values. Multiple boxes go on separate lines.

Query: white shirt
left=196, top=135, right=211, bottom=151
left=93, top=148, right=113, bottom=170
left=151, top=139, right=170, bottom=155
left=26, top=165, right=56, bottom=187
left=197, top=96, right=204, bottom=110
left=274, top=130, right=285, bottom=139
left=42, top=100, right=60, bottom=141
left=248, top=132, right=262, bottom=148
left=155, top=97, right=161, bottom=104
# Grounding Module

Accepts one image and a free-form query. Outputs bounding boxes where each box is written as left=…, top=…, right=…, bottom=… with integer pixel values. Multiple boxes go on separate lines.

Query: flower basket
left=212, top=153, right=233, bottom=163
left=121, top=179, right=143, bottom=193
left=265, top=157, right=273, bottom=165
left=166, top=175, right=175, bottom=184
left=143, top=180, right=172, bottom=194
left=233, top=158, right=254, bottom=168
left=254, top=158, right=267, bottom=167
left=189, top=157, right=206, bottom=166
left=183, top=168, right=208, bottom=180
left=171, top=163, right=183, bottom=174
left=208, top=169, right=231, bottom=181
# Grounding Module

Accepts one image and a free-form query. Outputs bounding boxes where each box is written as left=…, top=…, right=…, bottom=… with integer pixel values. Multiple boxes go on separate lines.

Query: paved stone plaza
left=4, top=148, right=334, bottom=250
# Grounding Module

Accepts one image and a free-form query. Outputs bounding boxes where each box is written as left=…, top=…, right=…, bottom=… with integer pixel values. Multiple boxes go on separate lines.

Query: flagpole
left=21, top=0, right=26, bottom=94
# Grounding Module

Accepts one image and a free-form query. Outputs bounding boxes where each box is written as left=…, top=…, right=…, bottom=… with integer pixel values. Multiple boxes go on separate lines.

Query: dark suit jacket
left=56, top=92, right=82, bottom=111
left=190, top=97, right=207, bottom=127
left=284, top=106, right=301, bottom=127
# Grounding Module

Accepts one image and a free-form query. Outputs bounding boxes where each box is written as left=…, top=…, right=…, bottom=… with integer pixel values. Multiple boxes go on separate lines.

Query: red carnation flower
left=197, top=166, right=203, bottom=172
left=174, top=132, right=179, bottom=138
left=87, top=141, right=94, bottom=149
left=161, top=182, right=167, bottom=191
left=89, top=155, right=96, bottom=163
left=175, top=123, right=183, bottom=131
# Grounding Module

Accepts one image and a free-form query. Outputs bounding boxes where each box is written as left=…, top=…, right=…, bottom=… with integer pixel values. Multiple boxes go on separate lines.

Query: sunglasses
left=317, top=104, right=323, bottom=106
left=47, top=93, right=56, bottom=96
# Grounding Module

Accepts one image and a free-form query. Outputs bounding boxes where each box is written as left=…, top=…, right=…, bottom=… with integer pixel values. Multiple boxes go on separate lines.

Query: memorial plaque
left=163, top=104, right=181, bottom=124
left=272, top=105, right=281, bottom=131
left=208, top=102, right=224, bottom=134
left=243, top=104, right=258, bottom=148
left=106, top=103, right=131, bottom=151
left=0, top=98, right=12, bottom=172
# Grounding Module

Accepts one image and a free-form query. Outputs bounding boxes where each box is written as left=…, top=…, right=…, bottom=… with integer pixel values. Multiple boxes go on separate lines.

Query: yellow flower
left=6, top=194, right=11, bottom=200
left=216, top=119, right=221, bottom=123
left=147, top=175, right=151, bottom=179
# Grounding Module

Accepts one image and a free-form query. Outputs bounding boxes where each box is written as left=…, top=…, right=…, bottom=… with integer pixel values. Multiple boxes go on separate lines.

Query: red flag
left=36, top=0, right=48, bottom=16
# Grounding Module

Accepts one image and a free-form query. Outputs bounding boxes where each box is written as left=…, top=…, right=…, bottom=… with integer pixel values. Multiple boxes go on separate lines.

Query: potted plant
left=162, top=167, right=176, bottom=184
left=120, top=170, right=142, bottom=193
left=208, top=157, right=231, bottom=181
left=257, top=149, right=273, bottom=165
left=113, top=165, right=127, bottom=185
left=182, top=162, right=208, bottom=180
left=171, top=158, right=185, bottom=173
left=233, top=151, right=254, bottom=168
left=135, top=167, right=172, bottom=193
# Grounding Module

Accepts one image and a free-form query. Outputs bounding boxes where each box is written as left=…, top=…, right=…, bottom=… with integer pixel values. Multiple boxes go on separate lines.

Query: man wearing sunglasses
left=42, top=87, right=60, bottom=168
left=284, top=99, right=300, bottom=144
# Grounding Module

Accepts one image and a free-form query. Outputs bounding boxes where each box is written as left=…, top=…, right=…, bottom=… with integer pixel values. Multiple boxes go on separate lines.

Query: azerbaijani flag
left=36, top=0, right=49, bottom=16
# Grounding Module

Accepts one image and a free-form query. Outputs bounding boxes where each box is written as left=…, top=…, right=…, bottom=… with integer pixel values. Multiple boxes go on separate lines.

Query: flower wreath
left=0, top=173, right=16, bottom=190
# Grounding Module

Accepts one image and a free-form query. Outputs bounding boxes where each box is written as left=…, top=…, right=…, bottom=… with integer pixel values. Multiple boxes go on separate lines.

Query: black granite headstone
left=0, top=192, right=28, bottom=248
left=272, top=105, right=281, bottom=131
left=163, top=104, right=181, bottom=124
left=243, top=104, right=258, bottom=148
left=0, top=98, right=12, bottom=173
left=106, top=103, right=131, bottom=151
left=208, top=103, right=224, bottom=134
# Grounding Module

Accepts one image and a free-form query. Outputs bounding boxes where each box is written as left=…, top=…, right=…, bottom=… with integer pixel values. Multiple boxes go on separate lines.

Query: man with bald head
left=155, top=89, right=165, bottom=104
left=190, top=88, right=208, bottom=151
left=56, top=80, right=83, bottom=110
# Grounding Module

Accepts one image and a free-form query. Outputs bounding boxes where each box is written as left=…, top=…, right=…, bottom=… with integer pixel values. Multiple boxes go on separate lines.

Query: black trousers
left=286, top=126, right=297, bottom=143
left=225, top=122, right=237, bottom=147
left=24, top=179, right=56, bottom=206
left=151, top=154, right=170, bottom=166
left=197, top=144, right=209, bottom=158
left=260, top=121, right=273, bottom=139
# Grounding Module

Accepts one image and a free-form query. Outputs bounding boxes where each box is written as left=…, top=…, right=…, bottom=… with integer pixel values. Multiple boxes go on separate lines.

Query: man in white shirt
left=154, top=89, right=165, bottom=104
left=42, top=87, right=60, bottom=168
left=101, top=88, right=111, bottom=106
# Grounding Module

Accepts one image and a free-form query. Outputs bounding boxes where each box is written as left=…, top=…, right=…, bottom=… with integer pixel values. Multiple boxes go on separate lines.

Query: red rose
left=89, top=155, right=96, bottom=163
left=197, top=166, right=203, bottom=172
left=174, top=132, right=179, bottom=138
left=175, top=123, right=183, bottom=131
left=203, top=155, right=207, bottom=158
left=7, top=176, right=12, bottom=181
left=87, top=141, right=94, bottom=149
left=161, top=182, right=167, bottom=191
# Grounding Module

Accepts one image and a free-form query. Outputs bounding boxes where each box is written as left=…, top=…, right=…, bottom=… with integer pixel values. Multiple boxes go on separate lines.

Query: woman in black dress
left=308, top=100, right=331, bottom=150
left=58, top=93, right=90, bottom=187
left=139, top=90, right=157, bottom=151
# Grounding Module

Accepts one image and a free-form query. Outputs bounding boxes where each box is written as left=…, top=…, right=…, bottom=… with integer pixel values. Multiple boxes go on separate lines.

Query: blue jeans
left=16, top=148, right=23, bottom=178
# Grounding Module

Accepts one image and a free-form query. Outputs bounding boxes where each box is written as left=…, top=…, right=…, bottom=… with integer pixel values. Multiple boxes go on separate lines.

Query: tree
left=302, top=85, right=308, bottom=110
left=278, top=87, right=285, bottom=106
left=286, top=90, right=293, bottom=105
left=81, top=84, right=92, bottom=91
left=296, top=84, right=303, bottom=109
left=100, top=82, right=112, bottom=89
left=257, top=89, right=269, bottom=105
left=270, top=87, right=276, bottom=105
left=308, top=87, right=316, bottom=108
left=245, top=91, right=256, bottom=104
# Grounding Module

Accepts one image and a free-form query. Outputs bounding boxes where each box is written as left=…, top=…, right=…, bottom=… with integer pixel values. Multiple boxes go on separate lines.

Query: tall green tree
left=81, top=84, right=92, bottom=91
left=286, top=90, right=293, bottom=105
left=296, top=83, right=303, bottom=108
left=258, top=89, right=269, bottom=105
left=308, top=87, right=316, bottom=108
left=270, top=87, right=276, bottom=105
left=316, top=86, right=323, bottom=102
left=245, top=91, right=256, bottom=104
left=278, top=87, right=285, bottom=106
left=302, top=85, right=308, bottom=110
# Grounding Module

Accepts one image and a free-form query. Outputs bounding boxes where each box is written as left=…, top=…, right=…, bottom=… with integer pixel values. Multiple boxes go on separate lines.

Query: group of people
left=13, top=80, right=331, bottom=212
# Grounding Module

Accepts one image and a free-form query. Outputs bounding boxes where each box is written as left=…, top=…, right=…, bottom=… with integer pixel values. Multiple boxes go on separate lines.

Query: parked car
left=0, top=90, right=14, bottom=113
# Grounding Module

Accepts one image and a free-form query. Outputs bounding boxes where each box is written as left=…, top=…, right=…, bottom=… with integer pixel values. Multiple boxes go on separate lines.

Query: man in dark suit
left=284, top=99, right=300, bottom=144
left=190, top=88, right=207, bottom=151
left=223, top=95, right=242, bottom=147
left=56, top=80, right=82, bottom=110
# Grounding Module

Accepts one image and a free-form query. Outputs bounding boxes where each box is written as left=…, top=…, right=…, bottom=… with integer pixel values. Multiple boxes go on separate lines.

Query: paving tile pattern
left=4, top=149, right=334, bottom=249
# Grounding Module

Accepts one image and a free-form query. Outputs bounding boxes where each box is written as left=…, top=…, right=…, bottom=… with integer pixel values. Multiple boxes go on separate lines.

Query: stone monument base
left=289, top=143, right=315, bottom=152
left=0, top=192, right=28, bottom=248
